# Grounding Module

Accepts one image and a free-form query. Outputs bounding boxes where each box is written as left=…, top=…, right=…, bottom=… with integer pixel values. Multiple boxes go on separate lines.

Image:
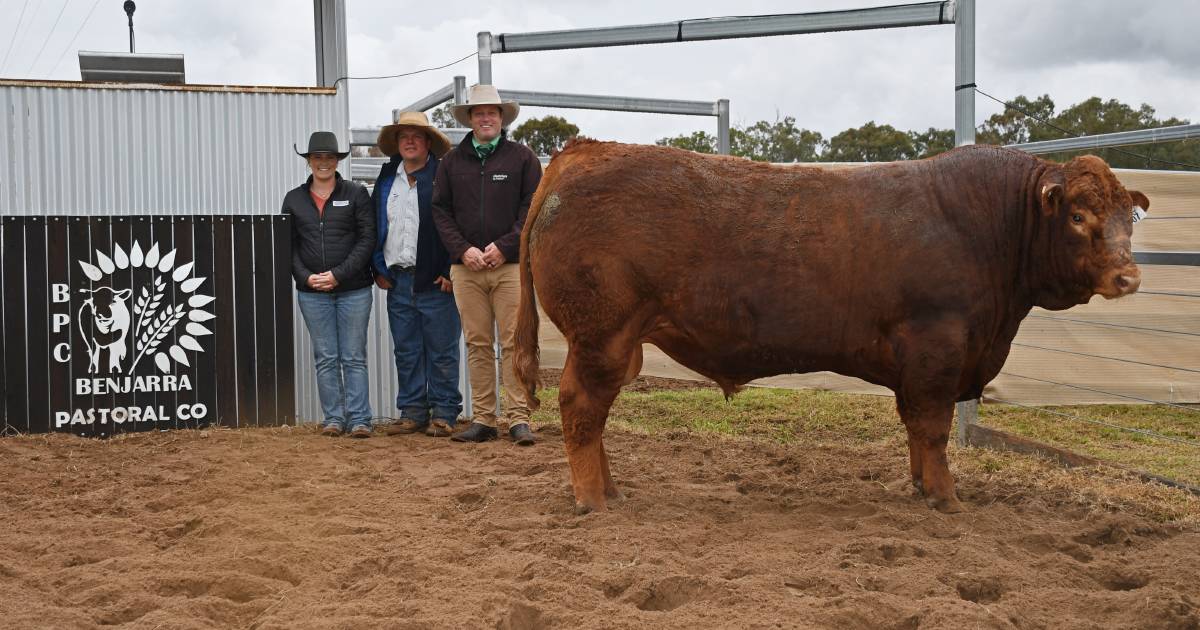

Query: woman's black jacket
left=282, top=173, right=377, bottom=293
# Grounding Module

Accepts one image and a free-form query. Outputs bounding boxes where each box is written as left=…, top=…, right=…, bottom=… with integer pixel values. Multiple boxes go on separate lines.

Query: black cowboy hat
left=294, top=131, right=349, bottom=159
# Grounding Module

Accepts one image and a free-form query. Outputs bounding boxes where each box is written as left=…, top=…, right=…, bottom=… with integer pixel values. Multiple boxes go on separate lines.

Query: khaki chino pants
left=449, top=263, right=530, bottom=428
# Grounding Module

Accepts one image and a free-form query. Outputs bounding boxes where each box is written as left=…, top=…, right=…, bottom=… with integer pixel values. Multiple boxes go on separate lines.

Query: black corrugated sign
left=0, top=215, right=295, bottom=437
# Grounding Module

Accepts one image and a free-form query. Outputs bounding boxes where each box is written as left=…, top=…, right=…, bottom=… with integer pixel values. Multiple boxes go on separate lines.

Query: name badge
left=332, top=200, right=350, bottom=207
left=492, top=174, right=508, bottom=182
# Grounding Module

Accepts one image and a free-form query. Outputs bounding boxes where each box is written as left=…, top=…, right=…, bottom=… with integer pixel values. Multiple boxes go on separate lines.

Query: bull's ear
left=115, top=288, right=132, bottom=300
left=1130, top=190, right=1150, bottom=212
left=1040, top=183, right=1063, bottom=217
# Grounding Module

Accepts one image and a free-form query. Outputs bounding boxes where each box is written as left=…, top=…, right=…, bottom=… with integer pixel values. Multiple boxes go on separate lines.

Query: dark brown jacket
left=432, top=133, right=542, bottom=263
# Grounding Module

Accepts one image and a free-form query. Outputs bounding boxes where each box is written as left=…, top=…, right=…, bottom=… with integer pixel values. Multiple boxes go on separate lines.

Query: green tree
left=1041, top=98, right=1193, bottom=168
left=971, top=94, right=1198, bottom=169
left=656, top=130, right=718, bottom=154
left=975, top=94, right=1057, bottom=145
left=654, top=95, right=1198, bottom=169
left=909, top=127, right=955, bottom=159
left=512, top=115, right=580, bottom=156
left=1051, top=97, right=1160, bottom=137
left=823, top=121, right=916, bottom=162
left=429, top=103, right=459, bottom=128
left=731, top=116, right=823, bottom=162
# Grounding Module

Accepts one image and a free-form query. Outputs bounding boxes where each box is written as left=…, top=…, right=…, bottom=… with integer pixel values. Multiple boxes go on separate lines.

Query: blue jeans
left=386, top=270, right=462, bottom=424
left=297, top=286, right=373, bottom=430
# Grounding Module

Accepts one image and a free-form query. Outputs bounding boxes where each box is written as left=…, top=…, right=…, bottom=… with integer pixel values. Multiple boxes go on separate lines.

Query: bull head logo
left=77, top=241, right=215, bottom=375
left=79, top=287, right=133, bottom=373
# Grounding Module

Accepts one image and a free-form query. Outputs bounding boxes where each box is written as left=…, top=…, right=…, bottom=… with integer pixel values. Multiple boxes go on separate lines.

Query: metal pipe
left=393, top=82, right=455, bottom=121
left=453, top=75, right=467, bottom=105
left=491, top=2, right=950, bottom=53
left=683, top=2, right=950, bottom=40
left=1009, top=123, right=1200, bottom=155
left=478, top=32, right=493, bottom=84
left=350, top=127, right=470, bottom=151
left=956, top=400, right=977, bottom=447
left=349, top=127, right=382, bottom=146
left=1133, top=251, right=1200, bottom=267
left=496, top=89, right=717, bottom=116
left=312, top=0, right=349, bottom=89
left=717, top=99, right=730, bottom=155
left=953, top=0, right=975, bottom=146
left=953, top=0, right=977, bottom=444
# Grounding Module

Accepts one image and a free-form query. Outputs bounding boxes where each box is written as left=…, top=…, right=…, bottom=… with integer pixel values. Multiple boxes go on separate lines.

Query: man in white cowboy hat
left=370, top=112, right=464, bottom=438
left=432, top=84, right=542, bottom=446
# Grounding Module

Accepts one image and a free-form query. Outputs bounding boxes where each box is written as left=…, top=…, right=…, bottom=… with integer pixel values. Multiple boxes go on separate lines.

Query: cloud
left=9, top=0, right=1195, bottom=143
left=983, top=0, right=1200, bottom=71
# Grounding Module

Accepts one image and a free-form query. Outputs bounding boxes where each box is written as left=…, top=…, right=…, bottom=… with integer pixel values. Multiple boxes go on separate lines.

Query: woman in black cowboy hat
left=282, top=131, right=377, bottom=438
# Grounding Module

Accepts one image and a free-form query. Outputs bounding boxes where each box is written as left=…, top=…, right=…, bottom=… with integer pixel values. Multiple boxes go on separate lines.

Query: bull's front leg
left=898, top=398, right=962, bottom=513
left=893, top=317, right=969, bottom=513
left=109, top=349, right=125, bottom=373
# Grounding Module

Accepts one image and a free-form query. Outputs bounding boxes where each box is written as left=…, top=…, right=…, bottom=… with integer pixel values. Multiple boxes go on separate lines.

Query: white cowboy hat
left=377, top=111, right=454, bottom=158
left=451, top=84, right=520, bottom=128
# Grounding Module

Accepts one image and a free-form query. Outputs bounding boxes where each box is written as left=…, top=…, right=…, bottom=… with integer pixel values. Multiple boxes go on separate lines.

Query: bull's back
left=528, top=141, right=994, bottom=386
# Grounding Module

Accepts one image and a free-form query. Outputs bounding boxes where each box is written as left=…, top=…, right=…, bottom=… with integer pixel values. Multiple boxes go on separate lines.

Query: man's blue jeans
left=297, top=285, right=373, bottom=430
left=386, top=270, right=462, bottom=424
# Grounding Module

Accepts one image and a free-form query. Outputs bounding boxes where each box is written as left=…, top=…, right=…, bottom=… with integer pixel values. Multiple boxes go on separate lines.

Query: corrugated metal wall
left=0, top=80, right=412, bottom=426
left=0, top=81, right=350, bottom=216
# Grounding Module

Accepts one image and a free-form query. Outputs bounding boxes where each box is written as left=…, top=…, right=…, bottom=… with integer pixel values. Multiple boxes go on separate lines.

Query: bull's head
left=81, top=287, right=133, bottom=333
left=1036, top=155, right=1149, bottom=310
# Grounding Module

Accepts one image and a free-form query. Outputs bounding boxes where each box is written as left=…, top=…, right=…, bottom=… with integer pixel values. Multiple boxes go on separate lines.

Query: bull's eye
left=1071, top=213, right=1084, bottom=223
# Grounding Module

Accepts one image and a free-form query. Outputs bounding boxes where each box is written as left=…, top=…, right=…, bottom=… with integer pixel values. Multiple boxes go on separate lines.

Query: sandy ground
left=2, top=375, right=1199, bottom=629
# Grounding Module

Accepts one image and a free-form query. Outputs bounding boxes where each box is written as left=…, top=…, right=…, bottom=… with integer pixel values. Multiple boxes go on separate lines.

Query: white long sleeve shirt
left=383, top=175, right=420, bottom=269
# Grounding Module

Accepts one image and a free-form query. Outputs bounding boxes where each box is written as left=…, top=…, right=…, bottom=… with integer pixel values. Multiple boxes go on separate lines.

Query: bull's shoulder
left=560, top=139, right=758, bottom=165
left=546, top=139, right=801, bottom=180
left=925, top=143, right=1047, bottom=171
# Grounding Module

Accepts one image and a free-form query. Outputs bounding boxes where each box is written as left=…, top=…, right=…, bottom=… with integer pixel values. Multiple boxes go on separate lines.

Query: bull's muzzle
left=1098, top=265, right=1141, bottom=299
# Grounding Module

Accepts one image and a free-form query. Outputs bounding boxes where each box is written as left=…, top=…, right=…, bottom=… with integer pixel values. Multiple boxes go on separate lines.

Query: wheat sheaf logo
left=77, top=241, right=215, bottom=375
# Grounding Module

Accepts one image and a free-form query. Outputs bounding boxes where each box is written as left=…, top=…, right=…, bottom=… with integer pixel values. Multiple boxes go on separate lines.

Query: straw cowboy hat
left=377, top=111, right=453, bottom=158
left=451, top=84, right=520, bottom=128
left=294, top=131, right=349, bottom=159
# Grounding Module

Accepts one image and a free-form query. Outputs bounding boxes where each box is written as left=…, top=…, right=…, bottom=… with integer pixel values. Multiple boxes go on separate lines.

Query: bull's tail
left=514, top=139, right=602, bottom=411
left=513, top=196, right=543, bottom=412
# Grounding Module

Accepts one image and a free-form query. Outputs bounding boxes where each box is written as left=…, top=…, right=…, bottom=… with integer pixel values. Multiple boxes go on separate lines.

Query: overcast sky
left=2, top=0, right=1196, bottom=144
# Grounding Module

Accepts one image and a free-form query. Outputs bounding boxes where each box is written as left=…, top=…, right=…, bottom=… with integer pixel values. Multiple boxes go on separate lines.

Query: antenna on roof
left=78, top=0, right=185, bottom=84
left=124, top=1, right=136, bottom=53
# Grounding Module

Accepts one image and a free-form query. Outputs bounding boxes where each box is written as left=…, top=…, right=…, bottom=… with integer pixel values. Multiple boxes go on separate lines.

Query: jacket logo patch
left=332, top=200, right=350, bottom=207
left=491, top=174, right=508, bottom=182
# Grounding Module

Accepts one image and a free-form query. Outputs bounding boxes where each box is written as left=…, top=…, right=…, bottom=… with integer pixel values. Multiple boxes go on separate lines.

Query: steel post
left=953, top=0, right=975, bottom=146
left=717, top=99, right=731, bottom=155
left=453, top=75, right=467, bottom=104
left=478, top=32, right=493, bottom=84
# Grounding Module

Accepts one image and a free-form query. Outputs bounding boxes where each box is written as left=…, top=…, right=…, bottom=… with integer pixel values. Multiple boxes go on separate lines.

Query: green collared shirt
left=472, top=135, right=501, bottom=162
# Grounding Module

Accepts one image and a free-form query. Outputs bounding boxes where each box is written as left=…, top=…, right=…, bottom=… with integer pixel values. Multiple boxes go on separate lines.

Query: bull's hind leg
left=560, top=342, right=633, bottom=514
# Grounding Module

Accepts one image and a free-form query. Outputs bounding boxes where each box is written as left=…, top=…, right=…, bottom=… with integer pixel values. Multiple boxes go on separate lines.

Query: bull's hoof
left=925, top=495, right=966, bottom=514
left=912, top=479, right=925, bottom=494
left=574, top=501, right=603, bottom=516
left=605, top=487, right=625, bottom=502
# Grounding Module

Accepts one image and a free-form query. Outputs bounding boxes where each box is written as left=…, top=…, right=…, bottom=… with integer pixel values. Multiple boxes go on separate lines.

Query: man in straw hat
left=370, top=112, right=463, bottom=438
left=432, top=84, right=542, bottom=446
